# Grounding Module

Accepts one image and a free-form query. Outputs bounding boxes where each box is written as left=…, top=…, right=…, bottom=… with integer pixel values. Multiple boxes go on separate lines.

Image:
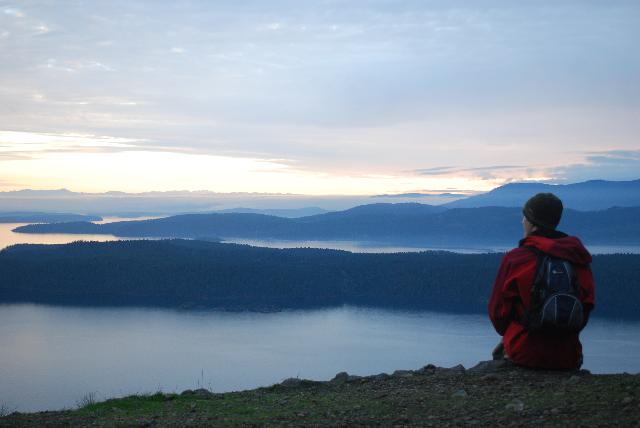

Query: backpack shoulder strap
left=526, top=246, right=547, bottom=291
left=520, top=246, right=549, bottom=329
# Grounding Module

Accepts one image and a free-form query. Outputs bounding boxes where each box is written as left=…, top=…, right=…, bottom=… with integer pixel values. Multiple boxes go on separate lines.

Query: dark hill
left=14, top=213, right=294, bottom=238
left=1, top=240, right=637, bottom=319
left=12, top=204, right=640, bottom=245
left=313, top=202, right=445, bottom=217
left=445, top=179, right=640, bottom=210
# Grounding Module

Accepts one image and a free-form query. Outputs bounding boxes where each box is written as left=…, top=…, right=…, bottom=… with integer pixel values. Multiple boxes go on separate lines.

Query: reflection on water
left=0, top=304, right=638, bottom=412
left=2, top=220, right=639, bottom=254
left=223, top=238, right=640, bottom=255
left=0, top=223, right=122, bottom=249
left=224, top=238, right=509, bottom=254
left=0, top=217, right=161, bottom=250
left=93, top=216, right=162, bottom=224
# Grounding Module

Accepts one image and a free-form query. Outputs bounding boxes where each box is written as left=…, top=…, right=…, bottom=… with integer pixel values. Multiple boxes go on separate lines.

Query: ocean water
left=0, top=304, right=638, bottom=412
left=3, top=222, right=640, bottom=254
left=0, top=217, right=159, bottom=250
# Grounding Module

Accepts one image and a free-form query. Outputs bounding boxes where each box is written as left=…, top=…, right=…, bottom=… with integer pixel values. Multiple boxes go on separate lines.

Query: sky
left=1, top=0, right=639, bottom=195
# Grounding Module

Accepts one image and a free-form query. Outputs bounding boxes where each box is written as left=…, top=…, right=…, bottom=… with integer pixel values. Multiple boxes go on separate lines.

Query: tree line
left=0, top=240, right=637, bottom=319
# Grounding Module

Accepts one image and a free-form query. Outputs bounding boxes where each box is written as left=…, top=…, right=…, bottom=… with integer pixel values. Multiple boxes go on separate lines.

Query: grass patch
left=0, top=403, right=16, bottom=417
left=75, top=392, right=97, bottom=409
left=5, top=370, right=639, bottom=427
left=80, top=392, right=176, bottom=414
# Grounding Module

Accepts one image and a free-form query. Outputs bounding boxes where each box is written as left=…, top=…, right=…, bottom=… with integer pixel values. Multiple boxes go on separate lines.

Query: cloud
left=585, top=150, right=640, bottom=163
left=34, top=24, right=50, bottom=34
left=0, top=131, right=144, bottom=160
left=39, top=59, right=115, bottom=72
left=0, top=1, right=638, bottom=192
left=413, top=165, right=525, bottom=177
left=0, top=152, right=32, bottom=161
left=550, top=150, right=640, bottom=183
left=3, top=1, right=638, bottom=129
left=3, top=8, right=24, bottom=18
left=410, top=151, right=640, bottom=187
left=412, top=166, right=457, bottom=175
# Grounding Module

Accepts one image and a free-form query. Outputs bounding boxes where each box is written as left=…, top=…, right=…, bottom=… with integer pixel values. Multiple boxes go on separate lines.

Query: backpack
left=522, top=248, right=585, bottom=334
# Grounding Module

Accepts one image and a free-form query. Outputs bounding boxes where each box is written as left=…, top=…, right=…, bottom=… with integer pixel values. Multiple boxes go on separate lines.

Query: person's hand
left=492, top=341, right=505, bottom=360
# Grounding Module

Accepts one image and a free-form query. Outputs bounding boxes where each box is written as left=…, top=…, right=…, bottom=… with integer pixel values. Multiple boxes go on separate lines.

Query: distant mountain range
left=0, top=188, right=462, bottom=214
left=0, top=212, right=102, bottom=223
left=444, top=179, right=640, bottom=210
left=2, top=179, right=638, bottom=214
left=14, top=204, right=640, bottom=245
left=374, top=192, right=467, bottom=198
left=214, top=207, right=329, bottom=218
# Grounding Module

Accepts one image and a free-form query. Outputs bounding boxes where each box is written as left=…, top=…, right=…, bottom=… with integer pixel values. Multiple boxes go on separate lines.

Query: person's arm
left=488, top=255, right=514, bottom=336
left=577, top=265, right=595, bottom=329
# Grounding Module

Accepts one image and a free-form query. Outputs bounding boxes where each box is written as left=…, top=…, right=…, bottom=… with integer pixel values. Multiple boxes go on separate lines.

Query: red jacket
left=488, top=233, right=595, bottom=369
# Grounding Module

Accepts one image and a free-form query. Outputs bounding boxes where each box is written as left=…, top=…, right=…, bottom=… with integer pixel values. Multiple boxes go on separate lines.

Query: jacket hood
left=520, top=234, right=592, bottom=265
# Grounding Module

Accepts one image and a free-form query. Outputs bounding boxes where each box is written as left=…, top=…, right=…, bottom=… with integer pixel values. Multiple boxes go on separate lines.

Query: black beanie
left=522, top=193, right=563, bottom=230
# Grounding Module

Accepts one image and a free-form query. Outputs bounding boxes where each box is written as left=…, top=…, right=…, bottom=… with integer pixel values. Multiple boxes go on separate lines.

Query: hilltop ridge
left=12, top=205, right=640, bottom=245
left=2, top=360, right=638, bottom=427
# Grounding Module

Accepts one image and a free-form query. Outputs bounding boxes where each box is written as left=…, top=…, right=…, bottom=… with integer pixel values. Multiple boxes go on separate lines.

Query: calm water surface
left=222, top=238, right=510, bottom=253
left=219, top=238, right=640, bottom=254
left=2, top=221, right=639, bottom=254
left=0, top=304, right=638, bottom=412
left=0, top=222, right=121, bottom=249
left=0, top=217, right=158, bottom=250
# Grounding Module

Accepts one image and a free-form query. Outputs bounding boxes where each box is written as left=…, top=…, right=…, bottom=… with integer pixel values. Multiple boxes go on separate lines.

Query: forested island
left=1, top=239, right=637, bottom=319
left=12, top=204, right=640, bottom=245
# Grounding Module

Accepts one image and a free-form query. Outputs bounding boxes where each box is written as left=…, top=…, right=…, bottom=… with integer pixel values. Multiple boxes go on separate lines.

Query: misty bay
left=1, top=304, right=639, bottom=413
left=3, top=223, right=640, bottom=254
left=2, top=216, right=640, bottom=413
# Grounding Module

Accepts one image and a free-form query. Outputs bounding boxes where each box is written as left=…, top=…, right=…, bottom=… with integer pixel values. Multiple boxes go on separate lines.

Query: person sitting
left=488, top=192, right=595, bottom=369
